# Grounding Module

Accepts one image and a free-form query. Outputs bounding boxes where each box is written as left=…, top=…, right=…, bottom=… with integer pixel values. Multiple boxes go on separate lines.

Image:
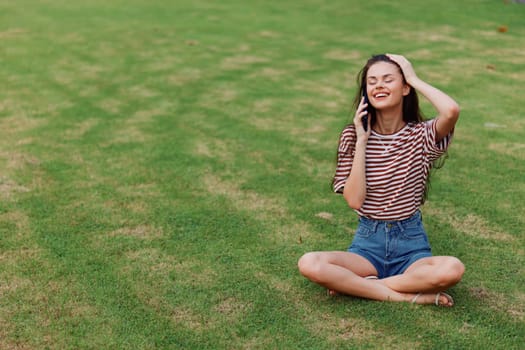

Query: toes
left=327, top=289, right=339, bottom=296
left=437, top=293, right=454, bottom=307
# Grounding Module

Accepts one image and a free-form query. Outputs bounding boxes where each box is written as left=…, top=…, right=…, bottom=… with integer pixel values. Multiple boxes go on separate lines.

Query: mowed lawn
left=0, top=0, right=524, bottom=349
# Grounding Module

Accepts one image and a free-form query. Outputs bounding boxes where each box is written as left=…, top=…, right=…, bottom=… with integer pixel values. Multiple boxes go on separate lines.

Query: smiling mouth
left=374, top=92, right=389, bottom=98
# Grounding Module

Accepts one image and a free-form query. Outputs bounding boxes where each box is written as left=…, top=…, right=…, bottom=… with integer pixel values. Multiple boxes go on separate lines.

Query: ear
left=402, top=83, right=411, bottom=96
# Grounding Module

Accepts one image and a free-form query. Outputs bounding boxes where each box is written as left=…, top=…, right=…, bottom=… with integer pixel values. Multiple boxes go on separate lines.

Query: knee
left=447, top=257, right=465, bottom=282
left=436, top=257, right=465, bottom=287
left=297, top=252, right=323, bottom=281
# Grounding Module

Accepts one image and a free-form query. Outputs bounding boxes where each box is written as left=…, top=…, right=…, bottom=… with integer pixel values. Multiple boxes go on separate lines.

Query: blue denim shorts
left=348, top=211, right=432, bottom=279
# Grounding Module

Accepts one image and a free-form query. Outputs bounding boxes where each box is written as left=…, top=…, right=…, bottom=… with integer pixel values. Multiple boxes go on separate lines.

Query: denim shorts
left=348, top=211, right=432, bottom=279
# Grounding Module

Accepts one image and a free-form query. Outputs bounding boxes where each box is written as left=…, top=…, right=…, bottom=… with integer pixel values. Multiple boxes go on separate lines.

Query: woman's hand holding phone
left=354, top=94, right=370, bottom=139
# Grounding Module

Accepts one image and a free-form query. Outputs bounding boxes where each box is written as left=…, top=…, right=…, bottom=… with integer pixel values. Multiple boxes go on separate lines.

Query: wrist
left=406, top=75, right=422, bottom=88
left=355, top=139, right=368, bottom=149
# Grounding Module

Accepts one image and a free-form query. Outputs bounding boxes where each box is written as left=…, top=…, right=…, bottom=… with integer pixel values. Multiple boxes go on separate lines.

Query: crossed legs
left=297, top=251, right=464, bottom=306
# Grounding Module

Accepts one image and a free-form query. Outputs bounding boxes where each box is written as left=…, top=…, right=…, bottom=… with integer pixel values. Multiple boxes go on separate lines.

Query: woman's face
left=365, top=61, right=410, bottom=110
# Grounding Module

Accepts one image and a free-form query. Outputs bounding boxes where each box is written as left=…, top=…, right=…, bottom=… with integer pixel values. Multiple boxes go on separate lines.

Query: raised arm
left=387, top=54, right=460, bottom=141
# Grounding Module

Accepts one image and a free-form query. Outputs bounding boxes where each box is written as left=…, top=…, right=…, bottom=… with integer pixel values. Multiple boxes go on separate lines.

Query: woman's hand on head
left=354, top=96, right=371, bottom=140
left=386, top=53, right=418, bottom=84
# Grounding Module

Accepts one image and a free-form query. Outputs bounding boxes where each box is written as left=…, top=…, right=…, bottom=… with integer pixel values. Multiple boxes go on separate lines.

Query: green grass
left=1, top=0, right=524, bottom=348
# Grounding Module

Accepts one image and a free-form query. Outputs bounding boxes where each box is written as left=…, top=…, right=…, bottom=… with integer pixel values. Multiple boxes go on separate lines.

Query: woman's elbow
left=344, top=194, right=364, bottom=210
left=348, top=202, right=362, bottom=210
left=448, top=102, right=460, bottom=121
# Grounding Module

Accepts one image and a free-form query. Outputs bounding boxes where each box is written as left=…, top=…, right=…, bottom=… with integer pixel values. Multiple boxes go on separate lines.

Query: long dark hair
left=346, top=54, right=447, bottom=204
left=353, top=54, right=425, bottom=128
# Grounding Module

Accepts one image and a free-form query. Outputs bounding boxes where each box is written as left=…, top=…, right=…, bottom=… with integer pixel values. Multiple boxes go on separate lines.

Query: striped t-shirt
left=333, top=119, right=453, bottom=220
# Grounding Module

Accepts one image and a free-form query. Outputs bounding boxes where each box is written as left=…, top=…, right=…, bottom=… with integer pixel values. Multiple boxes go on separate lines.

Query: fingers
left=386, top=53, right=409, bottom=67
left=354, top=97, right=370, bottom=134
left=386, top=53, right=405, bottom=61
left=355, top=97, right=367, bottom=119
left=386, top=53, right=416, bottom=82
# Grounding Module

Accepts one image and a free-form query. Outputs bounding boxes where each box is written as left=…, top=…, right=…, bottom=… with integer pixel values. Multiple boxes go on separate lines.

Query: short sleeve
left=424, top=119, right=454, bottom=161
left=332, top=125, right=356, bottom=193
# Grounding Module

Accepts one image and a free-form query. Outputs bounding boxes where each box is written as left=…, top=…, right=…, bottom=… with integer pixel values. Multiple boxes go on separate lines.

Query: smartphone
left=362, top=85, right=369, bottom=131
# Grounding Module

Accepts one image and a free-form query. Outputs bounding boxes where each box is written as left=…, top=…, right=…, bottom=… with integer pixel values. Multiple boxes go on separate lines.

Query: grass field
left=1, top=0, right=524, bottom=348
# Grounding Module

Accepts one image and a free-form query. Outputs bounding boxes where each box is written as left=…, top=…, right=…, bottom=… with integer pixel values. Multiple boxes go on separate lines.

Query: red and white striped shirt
left=333, top=119, right=453, bottom=220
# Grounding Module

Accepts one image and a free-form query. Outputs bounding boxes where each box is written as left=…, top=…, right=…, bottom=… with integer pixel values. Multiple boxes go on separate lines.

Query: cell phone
left=362, top=85, right=369, bottom=131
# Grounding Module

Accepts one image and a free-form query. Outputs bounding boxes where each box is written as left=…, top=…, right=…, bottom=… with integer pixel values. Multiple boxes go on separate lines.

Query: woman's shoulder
left=337, top=123, right=357, bottom=151
left=340, top=123, right=356, bottom=137
left=412, top=119, right=436, bottom=128
left=405, top=120, right=435, bottom=134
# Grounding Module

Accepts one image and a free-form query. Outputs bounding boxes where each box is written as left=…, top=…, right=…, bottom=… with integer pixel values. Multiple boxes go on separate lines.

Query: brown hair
left=353, top=54, right=426, bottom=129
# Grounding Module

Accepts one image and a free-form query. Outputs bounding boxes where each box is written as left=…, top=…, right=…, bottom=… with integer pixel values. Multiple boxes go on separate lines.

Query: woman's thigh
left=404, top=255, right=460, bottom=272
left=404, top=255, right=465, bottom=285
left=310, top=251, right=378, bottom=277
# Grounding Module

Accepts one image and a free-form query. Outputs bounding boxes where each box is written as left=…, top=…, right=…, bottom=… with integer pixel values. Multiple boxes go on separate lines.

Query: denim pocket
left=354, top=224, right=375, bottom=238
left=400, top=221, right=427, bottom=241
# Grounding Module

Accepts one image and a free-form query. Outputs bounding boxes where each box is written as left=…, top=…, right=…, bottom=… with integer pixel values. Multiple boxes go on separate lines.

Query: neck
left=374, top=108, right=406, bottom=134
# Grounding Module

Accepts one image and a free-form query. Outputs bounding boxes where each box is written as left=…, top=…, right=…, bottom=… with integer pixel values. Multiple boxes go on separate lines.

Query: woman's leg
left=298, top=251, right=432, bottom=303
left=378, top=256, right=465, bottom=305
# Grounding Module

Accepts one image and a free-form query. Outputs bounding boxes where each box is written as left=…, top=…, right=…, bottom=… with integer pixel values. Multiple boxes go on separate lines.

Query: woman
left=298, top=54, right=465, bottom=306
